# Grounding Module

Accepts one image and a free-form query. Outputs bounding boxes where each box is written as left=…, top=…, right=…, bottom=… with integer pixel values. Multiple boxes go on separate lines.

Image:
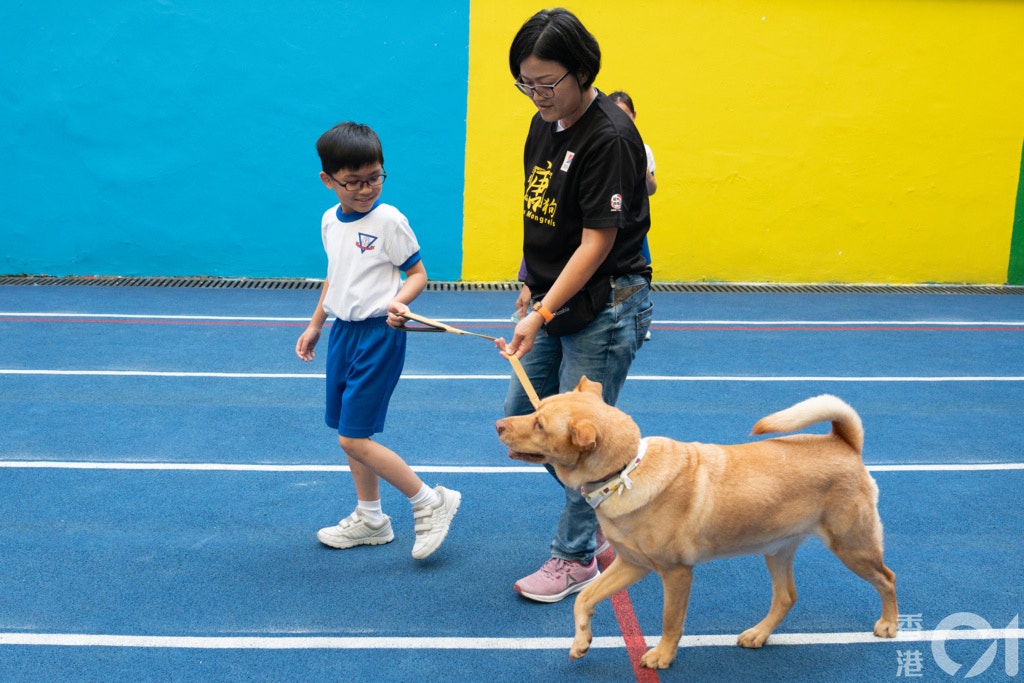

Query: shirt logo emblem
left=609, top=194, right=623, bottom=212
left=356, top=233, right=378, bottom=253
left=560, top=151, right=575, bottom=172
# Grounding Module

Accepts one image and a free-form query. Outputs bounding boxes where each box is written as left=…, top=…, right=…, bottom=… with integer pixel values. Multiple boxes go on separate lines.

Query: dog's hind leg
left=737, top=540, right=801, bottom=648
left=639, top=564, right=695, bottom=669
left=830, top=539, right=899, bottom=638
left=570, top=557, right=650, bottom=662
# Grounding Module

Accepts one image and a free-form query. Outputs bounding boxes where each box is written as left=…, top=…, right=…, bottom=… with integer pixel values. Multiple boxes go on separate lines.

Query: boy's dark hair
left=608, top=91, right=636, bottom=115
left=316, top=122, right=384, bottom=175
left=509, top=8, right=601, bottom=90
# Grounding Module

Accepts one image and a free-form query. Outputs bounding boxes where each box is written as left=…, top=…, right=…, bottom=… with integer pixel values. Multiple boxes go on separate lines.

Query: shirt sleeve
left=384, top=207, right=422, bottom=268
left=578, top=134, right=645, bottom=229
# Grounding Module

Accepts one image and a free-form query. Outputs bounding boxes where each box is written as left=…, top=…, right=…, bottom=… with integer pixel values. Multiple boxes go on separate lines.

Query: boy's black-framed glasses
left=329, top=171, right=387, bottom=192
left=514, top=71, right=571, bottom=100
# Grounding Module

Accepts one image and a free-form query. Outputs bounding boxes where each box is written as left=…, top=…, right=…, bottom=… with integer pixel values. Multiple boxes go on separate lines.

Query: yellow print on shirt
left=525, top=161, right=557, bottom=227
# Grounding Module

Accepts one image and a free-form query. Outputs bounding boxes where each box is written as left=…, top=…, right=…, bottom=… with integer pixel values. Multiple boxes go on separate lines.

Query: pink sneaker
left=514, top=557, right=599, bottom=603
left=595, top=526, right=612, bottom=556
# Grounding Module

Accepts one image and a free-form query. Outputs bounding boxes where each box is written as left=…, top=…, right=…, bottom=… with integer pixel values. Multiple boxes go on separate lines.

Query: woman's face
left=517, top=55, right=587, bottom=126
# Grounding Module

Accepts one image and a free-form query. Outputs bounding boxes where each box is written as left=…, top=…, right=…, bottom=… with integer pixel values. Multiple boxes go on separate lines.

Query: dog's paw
left=874, top=618, right=898, bottom=639
left=640, top=646, right=676, bottom=669
left=737, top=628, right=769, bottom=649
left=569, top=634, right=592, bottom=661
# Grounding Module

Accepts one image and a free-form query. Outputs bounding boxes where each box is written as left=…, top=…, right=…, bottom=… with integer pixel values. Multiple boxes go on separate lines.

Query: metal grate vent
left=0, top=275, right=1021, bottom=294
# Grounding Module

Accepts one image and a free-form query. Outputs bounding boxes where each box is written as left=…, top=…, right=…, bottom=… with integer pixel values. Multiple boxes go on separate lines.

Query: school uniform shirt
left=521, top=91, right=651, bottom=296
left=320, top=201, right=421, bottom=322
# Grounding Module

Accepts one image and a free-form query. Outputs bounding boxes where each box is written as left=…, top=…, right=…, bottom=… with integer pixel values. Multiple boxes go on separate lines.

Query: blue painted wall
left=1, top=2, right=469, bottom=279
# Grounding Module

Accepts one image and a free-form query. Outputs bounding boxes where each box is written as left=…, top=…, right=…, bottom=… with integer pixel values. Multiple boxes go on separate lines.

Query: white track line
left=1, top=628, right=1020, bottom=650
left=4, top=369, right=1024, bottom=382
left=3, top=312, right=1024, bottom=327
left=0, top=462, right=1021, bottom=472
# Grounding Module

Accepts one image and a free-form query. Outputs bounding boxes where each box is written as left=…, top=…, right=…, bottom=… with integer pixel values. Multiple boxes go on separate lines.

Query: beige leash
left=400, top=311, right=541, bottom=409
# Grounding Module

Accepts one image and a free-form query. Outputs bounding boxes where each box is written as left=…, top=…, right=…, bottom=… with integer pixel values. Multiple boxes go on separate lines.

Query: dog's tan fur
left=495, top=377, right=898, bottom=669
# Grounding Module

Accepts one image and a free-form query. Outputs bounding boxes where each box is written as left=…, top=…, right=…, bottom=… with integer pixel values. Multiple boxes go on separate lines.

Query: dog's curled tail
left=751, top=394, right=863, bottom=453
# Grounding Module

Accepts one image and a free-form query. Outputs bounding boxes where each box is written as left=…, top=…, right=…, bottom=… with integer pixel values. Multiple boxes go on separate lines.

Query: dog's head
left=495, top=377, right=642, bottom=489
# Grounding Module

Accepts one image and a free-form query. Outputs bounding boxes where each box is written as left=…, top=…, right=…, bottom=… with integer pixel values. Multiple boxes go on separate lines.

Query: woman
left=500, top=8, right=654, bottom=603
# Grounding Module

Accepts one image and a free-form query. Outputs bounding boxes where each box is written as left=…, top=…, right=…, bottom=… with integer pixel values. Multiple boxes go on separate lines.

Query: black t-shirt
left=521, top=91, right=651, bottom=296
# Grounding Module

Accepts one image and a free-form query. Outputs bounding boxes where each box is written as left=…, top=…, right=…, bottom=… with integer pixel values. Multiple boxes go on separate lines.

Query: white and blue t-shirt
left=320, top=201, right=421, bottom=321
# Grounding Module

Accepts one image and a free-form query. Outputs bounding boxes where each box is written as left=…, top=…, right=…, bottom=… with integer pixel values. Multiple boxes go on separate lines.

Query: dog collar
left=580, top=438, right=649, bottom=509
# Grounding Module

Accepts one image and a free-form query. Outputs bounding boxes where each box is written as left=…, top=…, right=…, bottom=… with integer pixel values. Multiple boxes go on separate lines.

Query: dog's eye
left=533, top=419, right=544, bottom=432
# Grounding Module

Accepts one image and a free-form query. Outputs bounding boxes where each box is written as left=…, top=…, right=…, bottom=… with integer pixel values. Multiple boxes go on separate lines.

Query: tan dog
left=495, top=377, right=898, bottom=669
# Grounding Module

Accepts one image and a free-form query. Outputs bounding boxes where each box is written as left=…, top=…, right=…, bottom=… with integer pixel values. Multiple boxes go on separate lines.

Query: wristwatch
left=532, top=302, right=554, bottom=323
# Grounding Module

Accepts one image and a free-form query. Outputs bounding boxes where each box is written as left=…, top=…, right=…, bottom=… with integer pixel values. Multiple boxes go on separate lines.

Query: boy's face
left=320, top=162, right=385, bottom=213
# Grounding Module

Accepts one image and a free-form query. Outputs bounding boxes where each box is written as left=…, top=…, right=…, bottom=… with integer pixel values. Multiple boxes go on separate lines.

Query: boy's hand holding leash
left=387, top=300, right=413, bottom=330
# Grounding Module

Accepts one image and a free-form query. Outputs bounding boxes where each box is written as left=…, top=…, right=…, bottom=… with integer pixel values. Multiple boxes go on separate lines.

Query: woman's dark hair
left=509, top=8, right=601, bottom=89
left=608, top=91, right=636, bottom=115
left=316, top=122, right=384, bottom=175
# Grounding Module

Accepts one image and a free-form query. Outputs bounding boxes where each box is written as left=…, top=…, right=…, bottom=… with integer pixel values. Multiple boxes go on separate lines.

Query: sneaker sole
left=514, top=571, right=599, bottom=603
left=317, top=528, right=395, bottom=549
left=411, top=491, right=461, bottom=560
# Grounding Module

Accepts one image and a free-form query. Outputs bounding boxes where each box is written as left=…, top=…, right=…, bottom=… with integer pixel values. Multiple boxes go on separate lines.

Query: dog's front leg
left=640, top=565, right=694, bottom=669
left=738, top=542, right=800, bottom=648
left=570, top=557, right=650, bottom=661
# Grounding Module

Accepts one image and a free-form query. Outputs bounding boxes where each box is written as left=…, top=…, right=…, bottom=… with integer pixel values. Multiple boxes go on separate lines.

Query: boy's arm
left=387, top=260, right=427, bottom=327
left=296, top=278, right=330, bottom=361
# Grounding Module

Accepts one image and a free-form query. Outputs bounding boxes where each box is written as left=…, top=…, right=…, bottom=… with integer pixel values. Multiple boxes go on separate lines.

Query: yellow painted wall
left=464, top=0, right=1024, bottom=284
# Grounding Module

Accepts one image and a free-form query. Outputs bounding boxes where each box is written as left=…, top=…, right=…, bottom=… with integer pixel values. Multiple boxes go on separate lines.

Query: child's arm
left=296, top=278, right=330, bottom=361
left=386, top=261, right=427, bottom=328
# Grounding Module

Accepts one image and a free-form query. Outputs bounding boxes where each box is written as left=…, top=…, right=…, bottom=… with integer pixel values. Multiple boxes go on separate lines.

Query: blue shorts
left=324, top=316, right=406, bottom=438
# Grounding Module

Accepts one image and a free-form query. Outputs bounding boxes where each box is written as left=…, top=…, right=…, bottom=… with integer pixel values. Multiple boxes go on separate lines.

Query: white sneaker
left=411, top=485, right=461, bottom=559
left=317, top=511, right=394, bottom=549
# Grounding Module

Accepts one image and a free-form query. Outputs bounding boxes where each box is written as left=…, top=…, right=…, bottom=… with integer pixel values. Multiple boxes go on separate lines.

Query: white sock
left=408, top=484, right=439, bottom=509
left=356, top=499, right=384, bottom=525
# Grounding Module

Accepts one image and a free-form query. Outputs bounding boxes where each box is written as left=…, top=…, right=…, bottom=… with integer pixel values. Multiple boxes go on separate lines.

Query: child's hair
left=316, top=122, right=384, bottom=175
left=509, top=8, right=601, bottom=90
left=607, top=91, right=636, bottom=116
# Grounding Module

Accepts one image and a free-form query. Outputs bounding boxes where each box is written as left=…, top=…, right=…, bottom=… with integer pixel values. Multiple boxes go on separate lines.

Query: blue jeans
left=504, top=273, right=653, bottom=564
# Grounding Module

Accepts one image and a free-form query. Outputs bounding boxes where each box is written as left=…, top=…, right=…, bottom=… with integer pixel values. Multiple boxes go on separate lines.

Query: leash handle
left=400, top=311, right=497, bottom=341
left=400, top=310, right=541, bottom=409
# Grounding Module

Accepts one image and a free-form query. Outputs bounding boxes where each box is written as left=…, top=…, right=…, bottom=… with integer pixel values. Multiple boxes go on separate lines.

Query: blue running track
left=1, top=284, right=1022, bottom=682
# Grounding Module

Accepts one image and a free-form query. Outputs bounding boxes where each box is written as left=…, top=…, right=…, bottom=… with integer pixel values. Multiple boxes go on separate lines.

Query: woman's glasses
left=514, top=71, right=571, bottom=100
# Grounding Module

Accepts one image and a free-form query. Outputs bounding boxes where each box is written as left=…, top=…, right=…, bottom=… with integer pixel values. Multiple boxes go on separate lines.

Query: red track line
left=596, top=545, right=661, bottom=683
left=0, top=317, right=305, bottom=327
left=656, top=324, right=1024, bottom=332
left=0, top=317, right=516, bottom=331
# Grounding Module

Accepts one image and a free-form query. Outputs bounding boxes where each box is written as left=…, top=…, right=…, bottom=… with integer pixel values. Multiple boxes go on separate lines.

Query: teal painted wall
left=1, top=2, right=469, bottom=280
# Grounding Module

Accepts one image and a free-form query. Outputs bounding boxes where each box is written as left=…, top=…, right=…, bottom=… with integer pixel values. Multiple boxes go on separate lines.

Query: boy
left=296, top=121, right=459, bottom=560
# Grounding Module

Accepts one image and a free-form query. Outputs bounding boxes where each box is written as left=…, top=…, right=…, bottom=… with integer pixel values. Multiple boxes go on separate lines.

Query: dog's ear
left=574, top=376, right=604, bottom=397
left=568, top=418, right=598, bottom=452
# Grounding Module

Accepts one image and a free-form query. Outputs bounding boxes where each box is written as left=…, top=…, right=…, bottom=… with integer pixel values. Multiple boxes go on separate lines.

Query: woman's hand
left=500, top=310, right=545, bottom=358
left=515, top=284, right=532, bottom=321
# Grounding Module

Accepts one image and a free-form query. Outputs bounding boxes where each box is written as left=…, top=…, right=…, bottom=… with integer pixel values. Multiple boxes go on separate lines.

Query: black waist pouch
left=539, top=276, right=613, bottom=337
